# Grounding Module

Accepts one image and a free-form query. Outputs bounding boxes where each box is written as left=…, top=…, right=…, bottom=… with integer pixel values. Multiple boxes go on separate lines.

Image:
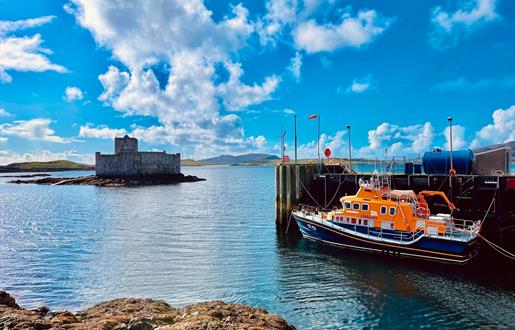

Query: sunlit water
left=1, top=166, right=514, bottom=329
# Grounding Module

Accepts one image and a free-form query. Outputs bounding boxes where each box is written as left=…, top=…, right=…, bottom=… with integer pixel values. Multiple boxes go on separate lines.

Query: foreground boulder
left=0, top=292, right=295, bottom=329
left=7, top=173, right=205, bottom=187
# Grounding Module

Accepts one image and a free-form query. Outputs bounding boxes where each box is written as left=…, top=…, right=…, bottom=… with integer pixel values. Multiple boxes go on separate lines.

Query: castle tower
left=115, top=135, right=138, bottom=154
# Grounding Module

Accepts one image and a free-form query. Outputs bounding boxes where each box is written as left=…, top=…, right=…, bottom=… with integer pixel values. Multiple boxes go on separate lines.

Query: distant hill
left=181, top=159, right=211, bottom=166
left=0, top=160, right=94, bottom=173
left=199, top=153, right=279, bottom=165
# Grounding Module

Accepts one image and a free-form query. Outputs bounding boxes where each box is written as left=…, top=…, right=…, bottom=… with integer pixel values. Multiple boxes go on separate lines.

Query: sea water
left=1, top=166, right=514, bottom=329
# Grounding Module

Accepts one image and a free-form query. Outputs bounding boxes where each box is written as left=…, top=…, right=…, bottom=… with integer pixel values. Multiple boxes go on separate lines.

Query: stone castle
left=95, top=136, right=180, bottom=177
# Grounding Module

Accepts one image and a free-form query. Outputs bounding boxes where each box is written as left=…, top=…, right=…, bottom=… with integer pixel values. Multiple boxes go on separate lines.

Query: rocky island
left=6, top=136, right=205, bottom=187
left=8, top=173, right=205, bottom=187
left=0, top=291, right=295, bottom=329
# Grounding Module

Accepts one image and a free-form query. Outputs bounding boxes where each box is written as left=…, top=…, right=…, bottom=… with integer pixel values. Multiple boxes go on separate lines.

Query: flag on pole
left=308, top=114, right=317, bottom=119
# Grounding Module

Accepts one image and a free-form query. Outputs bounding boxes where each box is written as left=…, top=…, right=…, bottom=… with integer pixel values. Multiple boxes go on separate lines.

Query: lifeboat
left=292, top=176, right=480, bottom=264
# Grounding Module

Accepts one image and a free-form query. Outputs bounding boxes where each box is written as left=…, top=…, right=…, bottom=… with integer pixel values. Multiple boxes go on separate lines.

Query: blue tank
left=423, top=148, right=474, bottom=175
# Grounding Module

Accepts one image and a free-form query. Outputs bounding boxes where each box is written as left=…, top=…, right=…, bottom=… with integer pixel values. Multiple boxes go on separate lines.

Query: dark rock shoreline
left=7, top=173, right=205, bottom=187
left=0, top=291, right=295, bottom=329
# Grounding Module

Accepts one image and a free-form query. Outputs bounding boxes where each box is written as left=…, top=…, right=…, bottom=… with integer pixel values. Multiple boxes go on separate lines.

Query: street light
left=347, top=125, right=352, bottom=173
left=294, top=114, right=297, bottom=164
left=448, top=116, right=455, bottom=177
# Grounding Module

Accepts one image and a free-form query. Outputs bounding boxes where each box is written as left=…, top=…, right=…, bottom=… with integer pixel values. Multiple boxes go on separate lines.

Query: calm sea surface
left=1, top=166, right=514, bottom=329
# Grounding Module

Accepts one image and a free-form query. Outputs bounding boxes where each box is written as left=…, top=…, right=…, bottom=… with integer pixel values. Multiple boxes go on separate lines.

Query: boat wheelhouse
left=292, top=176, right=480, bottom=264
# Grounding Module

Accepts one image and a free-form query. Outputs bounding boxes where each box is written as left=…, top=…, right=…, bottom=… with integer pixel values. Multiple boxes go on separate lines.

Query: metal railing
left=296, top=206, right=479, bottom=243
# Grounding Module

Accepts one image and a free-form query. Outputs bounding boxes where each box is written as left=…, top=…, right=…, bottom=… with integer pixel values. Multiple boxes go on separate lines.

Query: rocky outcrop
left=7, top=174, right=205, bottom=187
left=0, top=291, right=295, bottom=330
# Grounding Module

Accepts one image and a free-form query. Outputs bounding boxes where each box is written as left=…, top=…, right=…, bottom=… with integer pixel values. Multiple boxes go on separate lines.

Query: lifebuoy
left=416, top=207, right=427, bottom=217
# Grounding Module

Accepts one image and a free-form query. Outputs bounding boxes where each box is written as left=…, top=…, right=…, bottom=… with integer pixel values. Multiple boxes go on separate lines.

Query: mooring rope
left=291, top=165, right=323, bottom=209
left=478, top=233, right=515, bottom=261
left=478, top=190, right=496, bottom=229
left=324, top=183, right=342, bottom=209
left=285, top=213, right=293, bottom=234
left=483, top=224, right=515, bottom=232
left=475, top=190, right=515, bottom=260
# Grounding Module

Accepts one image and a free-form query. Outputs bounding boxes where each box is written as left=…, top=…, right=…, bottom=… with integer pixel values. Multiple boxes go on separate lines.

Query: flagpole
left=318, top=115, right=321, bottom=173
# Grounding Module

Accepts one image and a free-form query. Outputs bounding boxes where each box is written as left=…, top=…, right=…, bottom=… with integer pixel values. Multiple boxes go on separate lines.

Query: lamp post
left=281, top=127, right=286, bottom=164
left=317, top=116, right=320, bottom=167
left=294, top=114, right=297, bottom=164
left=448, top=116, right=455, bottom=176
left=448, top=116, right=455, bottom=202
left=347, top=125, right=352, bottom=173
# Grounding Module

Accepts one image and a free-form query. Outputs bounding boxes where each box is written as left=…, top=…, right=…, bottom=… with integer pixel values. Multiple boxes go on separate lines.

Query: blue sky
left=0, top=0, right=514, bottom=164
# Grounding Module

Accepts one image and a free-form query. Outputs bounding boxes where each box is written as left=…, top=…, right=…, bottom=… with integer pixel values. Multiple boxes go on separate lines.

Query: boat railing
left=360, top=221, right=424, bottom=243
left=297, top=204, right=319, bottom=214
left=438, top=218, right=479, bottom=240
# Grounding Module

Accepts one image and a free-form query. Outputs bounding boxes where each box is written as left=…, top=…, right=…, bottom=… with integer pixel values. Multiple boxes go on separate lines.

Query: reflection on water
left=0, top=167, right=514, bottom=329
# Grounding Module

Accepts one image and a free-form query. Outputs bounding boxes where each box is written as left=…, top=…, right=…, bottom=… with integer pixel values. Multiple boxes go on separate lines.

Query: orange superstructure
left=326, top=179, right=456, bottom=236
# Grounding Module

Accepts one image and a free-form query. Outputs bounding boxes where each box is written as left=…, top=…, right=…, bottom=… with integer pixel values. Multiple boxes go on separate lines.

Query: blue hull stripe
left=294, top=215, right=478, bottom=264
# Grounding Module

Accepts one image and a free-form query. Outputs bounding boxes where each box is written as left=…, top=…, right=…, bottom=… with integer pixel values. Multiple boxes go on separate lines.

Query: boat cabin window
left=389, top=207, right=396, bottom=216
left=380, top=206, right=387, bottom=215
left=352, top=203, right=360, bottom=210
left=344, top=201, right=351, bottom=209
left=361, top=204, right=369, bottom=211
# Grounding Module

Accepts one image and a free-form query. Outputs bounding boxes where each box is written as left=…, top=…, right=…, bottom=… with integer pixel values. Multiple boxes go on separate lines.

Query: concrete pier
left=276, top=164, right=515, bottom=252
left=275, top=164, right=317, bottom=227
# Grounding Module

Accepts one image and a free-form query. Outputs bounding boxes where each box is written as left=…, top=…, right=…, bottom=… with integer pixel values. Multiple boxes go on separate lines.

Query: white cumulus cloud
left=64, top=86, right=84, bottom=102
left=471, top=105, right=515, bottom=147
left=67, top=0, right=278, bottom=157
left=293, top=9, right=391, bottom=53
left=429, top=0, right=498, bottom=49
left=0, top=118, right=68, bottom=143
left=358, top=122, right=435, bottom=157
left=0, top=108, right=11, bottom=117
left=0, top=149, right=93, bottom=165
left=443, top=125, right=467, bottom=150
left=79, top=124, right=128, bottom=139
left=288, top=51, right=302, bottom=81
left=256, top=0, right=299, bottom=45
left=0, top=16, right=66, bottom=83
left=344, top=74, right=374, bottom=93
left=297, top=130, right=347, bottom=159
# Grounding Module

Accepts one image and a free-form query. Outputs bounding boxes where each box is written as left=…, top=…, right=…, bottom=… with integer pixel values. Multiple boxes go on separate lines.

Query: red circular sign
left=324, top=148, right=331, bottom=158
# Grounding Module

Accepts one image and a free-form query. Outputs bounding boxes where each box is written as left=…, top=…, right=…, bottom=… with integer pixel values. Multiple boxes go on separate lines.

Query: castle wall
left=96, top=151, right=180, bottom=177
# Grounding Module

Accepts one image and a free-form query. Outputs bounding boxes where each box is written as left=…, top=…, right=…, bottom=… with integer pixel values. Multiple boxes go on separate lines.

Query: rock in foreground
left=0, top=291, right=295, bottom=330
left=8, top=173, right=205, bottom=187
